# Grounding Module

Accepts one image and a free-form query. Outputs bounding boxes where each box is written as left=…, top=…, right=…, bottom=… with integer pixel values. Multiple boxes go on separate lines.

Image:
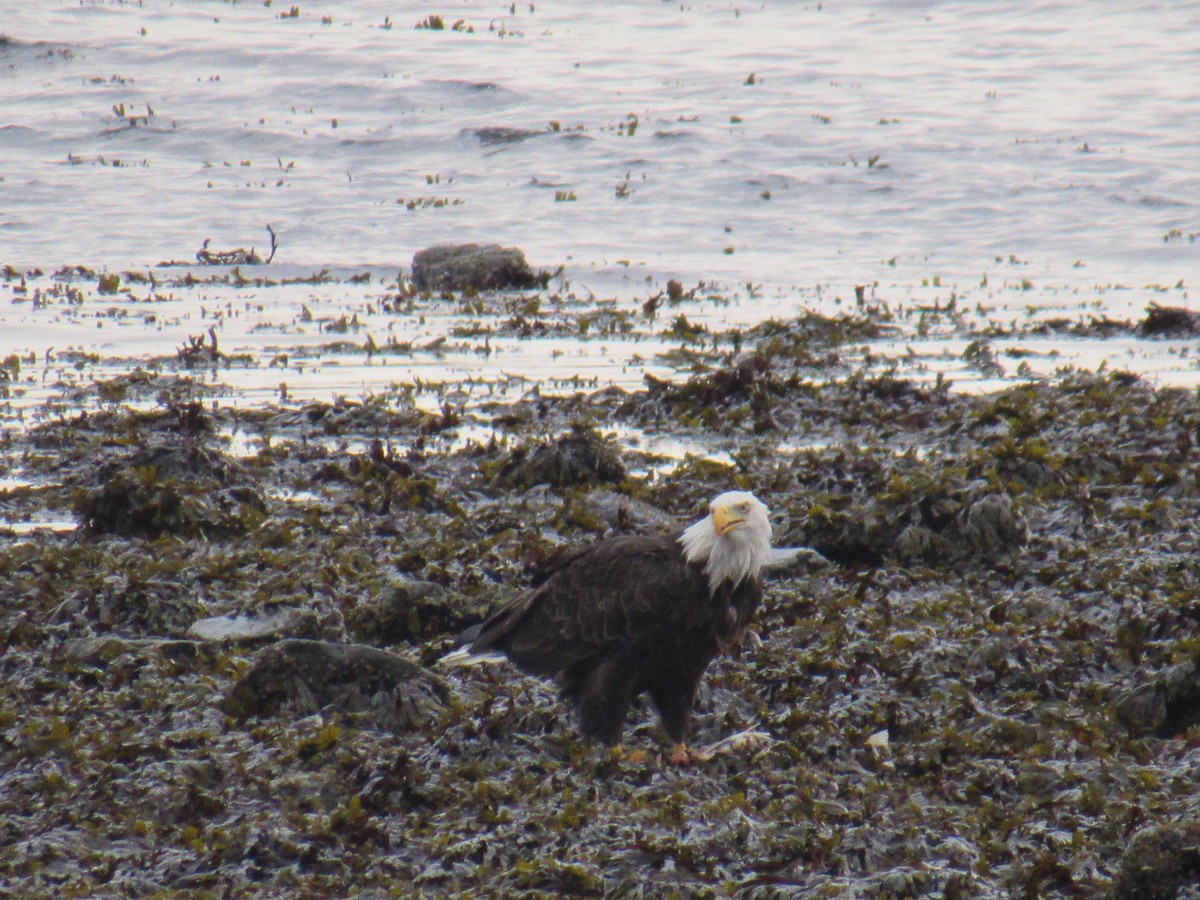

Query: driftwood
left=196, top=225, right=278, bottom=265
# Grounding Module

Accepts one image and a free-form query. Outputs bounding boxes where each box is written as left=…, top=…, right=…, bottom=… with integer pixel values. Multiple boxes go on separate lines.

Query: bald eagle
left=457, top=490, right=773, bottom=763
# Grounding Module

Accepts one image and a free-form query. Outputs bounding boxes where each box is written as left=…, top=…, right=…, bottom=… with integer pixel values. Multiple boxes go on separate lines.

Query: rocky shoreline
left=3, top=314, right=1200, bottom=897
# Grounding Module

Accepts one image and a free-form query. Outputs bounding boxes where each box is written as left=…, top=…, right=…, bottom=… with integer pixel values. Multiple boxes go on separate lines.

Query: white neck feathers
left=679, top=499, right=772, bottom=594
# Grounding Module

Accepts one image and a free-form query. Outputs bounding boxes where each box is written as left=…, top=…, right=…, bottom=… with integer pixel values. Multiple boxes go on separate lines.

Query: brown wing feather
left=470, top=533, right=719, bottom=675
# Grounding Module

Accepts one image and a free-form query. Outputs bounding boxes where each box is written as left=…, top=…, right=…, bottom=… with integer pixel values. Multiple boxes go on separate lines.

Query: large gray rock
left=410, top=243, right=544, bottom=292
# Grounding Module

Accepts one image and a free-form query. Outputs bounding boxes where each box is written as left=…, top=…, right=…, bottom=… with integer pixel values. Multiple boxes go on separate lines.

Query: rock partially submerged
left=410, top=242, right=546, bottom=292
left=223, top=639, right=448, bottom=731
left=468, top=126, right=546, bottom=146
left=1139, top=304, right=1200, bottom=337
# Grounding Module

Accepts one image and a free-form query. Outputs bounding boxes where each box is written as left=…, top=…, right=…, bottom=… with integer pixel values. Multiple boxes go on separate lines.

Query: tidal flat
left=5, top=2, right=1200, bottom=893
left=3, top=275, right=1200, bottom=898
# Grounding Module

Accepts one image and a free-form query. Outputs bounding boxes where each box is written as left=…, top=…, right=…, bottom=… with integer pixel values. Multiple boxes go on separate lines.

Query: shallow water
left=2, top=1, right=1198, bottom=402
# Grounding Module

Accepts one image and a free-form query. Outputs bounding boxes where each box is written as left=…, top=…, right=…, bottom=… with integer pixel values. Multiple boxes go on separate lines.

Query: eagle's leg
left=572, top=651, right=637, bottom=747
left=648, top=674, right=702, bottom=765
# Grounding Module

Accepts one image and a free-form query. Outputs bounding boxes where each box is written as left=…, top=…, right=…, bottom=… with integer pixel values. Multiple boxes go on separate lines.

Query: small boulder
left=808, top=486, right=1027, bottom=568
left=64, top=635, right=205, bottom=668
left=223, top=639, right=448, bottom=732
left=410, top=243, right=545, bottom=292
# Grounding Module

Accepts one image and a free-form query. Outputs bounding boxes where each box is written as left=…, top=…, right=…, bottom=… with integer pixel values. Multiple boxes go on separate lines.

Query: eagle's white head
left=679, top=490, right=773, bottom=593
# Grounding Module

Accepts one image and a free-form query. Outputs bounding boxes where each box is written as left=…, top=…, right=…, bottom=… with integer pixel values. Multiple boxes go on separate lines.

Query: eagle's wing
left=470, top=534, right=706, bottom=674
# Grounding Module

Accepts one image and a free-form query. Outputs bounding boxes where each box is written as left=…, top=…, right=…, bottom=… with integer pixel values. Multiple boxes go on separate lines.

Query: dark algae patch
left=76, top=432, right=266, bottom=538
left=6, top=354, right=1200, bottom=896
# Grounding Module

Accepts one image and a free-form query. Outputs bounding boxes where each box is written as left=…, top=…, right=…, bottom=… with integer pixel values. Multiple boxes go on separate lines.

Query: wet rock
left=962, top=339, right=1004, bottom=377
left=1139, top=304, right=1200, bottom=337
left=1026, top=315, right=1132, bottom=338
left=967, top=634, right=1020, bottom=678
left=871, top=867, right=931, bottom=898
left=294, top=398, right=429, bottom=438
left=1111, top=823, right=1200, bottom=900
left=1115, top=660, right=1200, bottom=736
left=765, top=545, right=833, bottom=572
left=749, top=309, right=898, bottom=346
left=348, top=577, right=488, bottom=644
left=75, top=438, right=266, bottom=538
left=60, top=635, right=219, bottom=690
left=188, top=608, right=321, bottom=643
left=488, top=426, right=627, bottom=490
left=580, top=489, right=675, bottom=533
left=410, top=242, right=546, bottom=292
left=223, top=639, right=448, bottom=731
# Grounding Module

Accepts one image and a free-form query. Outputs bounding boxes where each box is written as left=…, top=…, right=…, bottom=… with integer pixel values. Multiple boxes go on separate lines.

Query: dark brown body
left=469, top=533, right=763, bottom=746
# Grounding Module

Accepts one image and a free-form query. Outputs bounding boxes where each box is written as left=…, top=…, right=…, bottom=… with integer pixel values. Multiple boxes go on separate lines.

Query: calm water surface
left=1, top=1, right=1198, bottom=404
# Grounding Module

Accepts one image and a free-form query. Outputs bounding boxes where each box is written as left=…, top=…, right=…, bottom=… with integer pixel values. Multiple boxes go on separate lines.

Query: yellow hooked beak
left=712, top=503, right=747, bottom=537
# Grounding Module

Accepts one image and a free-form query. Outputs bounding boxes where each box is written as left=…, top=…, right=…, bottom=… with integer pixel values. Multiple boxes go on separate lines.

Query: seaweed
left=486, top=425, right=628, bottom=490
left=74, top=436, right=265, bottom=538
left=6, top=353, right=1200, bottom=896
